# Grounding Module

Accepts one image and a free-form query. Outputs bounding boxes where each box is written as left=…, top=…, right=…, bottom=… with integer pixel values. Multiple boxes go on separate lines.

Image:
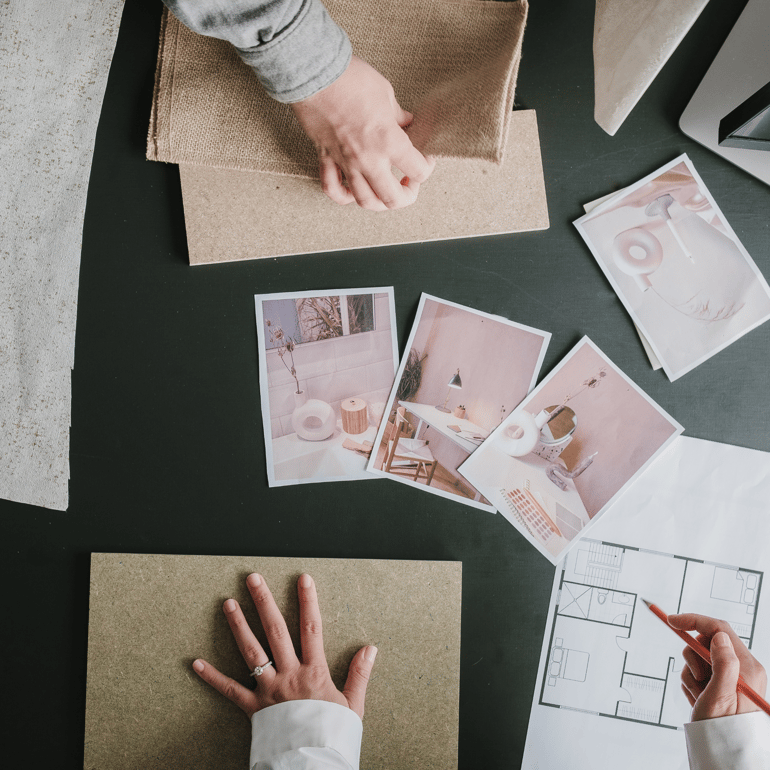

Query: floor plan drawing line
left=539, top=538, right=763, bottom=730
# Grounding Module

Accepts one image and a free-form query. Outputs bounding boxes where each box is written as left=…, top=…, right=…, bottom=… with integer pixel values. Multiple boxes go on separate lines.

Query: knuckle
left=221, top=679, right=240, bottom=702
left=241, top=643, right=263, bottom=662
left=351, top=663, right=371, bottom=684
left=302, top=619, right=323, bottom=637
left=252, top=585, right=271, bottom=605
left=264, top=620, right=288, bottom=642
left=380, top=196, right=400, bottom=210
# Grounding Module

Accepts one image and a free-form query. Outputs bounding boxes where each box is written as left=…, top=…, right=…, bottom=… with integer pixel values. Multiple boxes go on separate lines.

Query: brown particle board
left=179, top=111, right=548, bottom=264
left=84, top=553, right=462, bottom=770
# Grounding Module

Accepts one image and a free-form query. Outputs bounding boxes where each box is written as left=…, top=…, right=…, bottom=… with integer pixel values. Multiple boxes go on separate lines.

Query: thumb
left=700, top=632, right=741, bottom=718
left=342, top=645, right=378, bottom=719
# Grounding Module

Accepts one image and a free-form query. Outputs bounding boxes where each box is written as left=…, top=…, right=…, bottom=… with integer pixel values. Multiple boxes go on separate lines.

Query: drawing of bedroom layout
left=539, top=539, right=762, bottom=730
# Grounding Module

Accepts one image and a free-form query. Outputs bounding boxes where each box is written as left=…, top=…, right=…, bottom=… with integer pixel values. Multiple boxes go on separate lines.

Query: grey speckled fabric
left=0, top=0, right=125, bottom=510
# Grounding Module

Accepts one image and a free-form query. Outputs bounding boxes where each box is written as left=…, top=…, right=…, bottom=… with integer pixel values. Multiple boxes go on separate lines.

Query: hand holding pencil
left=656, top=608, right=768, bottom=721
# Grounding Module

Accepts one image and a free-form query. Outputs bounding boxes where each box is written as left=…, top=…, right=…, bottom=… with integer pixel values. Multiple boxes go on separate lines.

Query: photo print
left=459, top=337, right=683, bottom=562
left=366, top=294, right=551, bottom=511
left=574, top=154, right=770, bottom=381
left=255, top=288, right=399, bottom=486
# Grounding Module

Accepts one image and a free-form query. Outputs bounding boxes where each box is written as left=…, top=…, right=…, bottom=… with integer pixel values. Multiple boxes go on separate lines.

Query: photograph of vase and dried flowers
left=574, top=154, right=770, bottom=381
left=255, top=288, right=398, bottom=487
left=366, top=294, right=550, bottom=512
left=459, top=337, right=683, bottom=563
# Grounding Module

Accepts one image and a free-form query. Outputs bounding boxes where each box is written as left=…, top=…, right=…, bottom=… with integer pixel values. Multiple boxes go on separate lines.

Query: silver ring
left=250, top=660, right=274, bottom=677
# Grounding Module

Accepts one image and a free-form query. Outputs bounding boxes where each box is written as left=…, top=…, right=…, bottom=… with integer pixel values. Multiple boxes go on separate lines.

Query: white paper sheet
left=459, top=337, right=683, bottom=562
left=574, top=155, right=770, bottom=381
left=366, top=294, right=550, bottom=512
left=522, top=435, right=770, bottom=770
left=0, top=0, right=125, bottom=509
left=255, top=288, right=399, bottom=487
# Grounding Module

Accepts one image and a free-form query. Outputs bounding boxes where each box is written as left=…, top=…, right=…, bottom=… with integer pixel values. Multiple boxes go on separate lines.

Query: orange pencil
left=642, top=599, right=770, bottom=717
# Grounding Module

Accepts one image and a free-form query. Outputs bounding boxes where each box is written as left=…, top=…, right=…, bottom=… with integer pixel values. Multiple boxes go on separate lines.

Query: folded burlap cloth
left=147, top=0, right=528, bottom=177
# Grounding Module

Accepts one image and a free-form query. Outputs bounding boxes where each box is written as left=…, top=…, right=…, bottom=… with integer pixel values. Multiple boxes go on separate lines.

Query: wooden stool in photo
left=383, top=407, right=438, bottom=486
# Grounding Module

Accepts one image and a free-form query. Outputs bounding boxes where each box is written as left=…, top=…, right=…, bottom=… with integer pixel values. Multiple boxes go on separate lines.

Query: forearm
left=162, top=0, right=351, bottom=102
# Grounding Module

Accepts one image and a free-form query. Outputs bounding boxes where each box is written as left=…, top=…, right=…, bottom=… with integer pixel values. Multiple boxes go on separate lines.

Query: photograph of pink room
left=459, top=337, right=683, bottom=563
left=255, top=288, right=398, bottom=487
left=366, top=294, right=551, bottom=511
left=574, top=154, right=770, bottom=381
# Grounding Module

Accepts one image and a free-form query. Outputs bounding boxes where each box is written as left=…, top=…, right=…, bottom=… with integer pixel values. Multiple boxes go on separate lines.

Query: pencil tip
left=640, top=598, right=651, bottom=608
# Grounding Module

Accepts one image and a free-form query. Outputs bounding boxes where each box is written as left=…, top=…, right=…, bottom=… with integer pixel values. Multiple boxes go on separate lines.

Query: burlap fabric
left=147, top=0, right=528, bottom=178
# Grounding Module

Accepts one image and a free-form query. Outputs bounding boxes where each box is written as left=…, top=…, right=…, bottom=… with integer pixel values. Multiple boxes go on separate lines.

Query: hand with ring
left=192, top=573, right=378, bottom=719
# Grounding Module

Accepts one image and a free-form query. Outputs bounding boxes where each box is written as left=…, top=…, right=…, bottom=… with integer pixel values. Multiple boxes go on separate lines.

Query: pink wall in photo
left=525, top=341, right=678, bottom=518
left=404, top=299, right=547, bottom=484
left=411, top=300, right=545, bottom=431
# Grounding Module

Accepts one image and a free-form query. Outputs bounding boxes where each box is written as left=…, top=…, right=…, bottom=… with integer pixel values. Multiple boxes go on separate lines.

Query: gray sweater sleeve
left=162, top=0, right=352, bottom=103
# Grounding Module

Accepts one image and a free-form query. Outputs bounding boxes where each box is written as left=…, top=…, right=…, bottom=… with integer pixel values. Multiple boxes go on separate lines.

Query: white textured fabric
left=685, top=711, right=770, bottom=770
left=0, top=0, right=125, bottom=509
left=593, top=0, right=709, bottom=135
left=250, top=700, right=362, bottom=770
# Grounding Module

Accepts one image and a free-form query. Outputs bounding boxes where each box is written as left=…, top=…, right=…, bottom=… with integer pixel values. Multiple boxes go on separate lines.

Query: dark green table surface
left=2, top=1, right=768, bottom=767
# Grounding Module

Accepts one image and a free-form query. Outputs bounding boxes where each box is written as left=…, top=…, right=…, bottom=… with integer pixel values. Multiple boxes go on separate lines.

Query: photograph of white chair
left=255, top=288, right=398, bottom=486
left=460, top=337, right=683, bottom=562
left=382, top=407, right=438, bottom=485
left=367, top=294, right=550, bottom=511
left=575, top=155, right=770, bottom=380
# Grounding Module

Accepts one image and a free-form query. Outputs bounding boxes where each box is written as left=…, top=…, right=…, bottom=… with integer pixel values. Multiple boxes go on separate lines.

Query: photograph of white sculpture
left=574, top=154, right=770, bottom=381
left=366, top=294, right=550, bottom=511
left=459, top=337, right=683, bottom=562
left=255, top=288, right=398, bottom=487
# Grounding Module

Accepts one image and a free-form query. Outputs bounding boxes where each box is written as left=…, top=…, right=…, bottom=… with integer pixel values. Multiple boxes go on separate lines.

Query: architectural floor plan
left=540, top=538, right=762, bottom=729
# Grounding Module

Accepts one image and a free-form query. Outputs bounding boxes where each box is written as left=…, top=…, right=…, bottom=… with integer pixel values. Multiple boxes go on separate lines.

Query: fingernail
left=712, top=632, right=732, bottom=649
left=224, top=599, right=237, bottom=613
left=299, top=573, right=312, bottom=588
left=247, top=573, right=262, bottom=587
left=193, top=659, right=204, bottom=673
left=365, top=646, right=378, bottom=662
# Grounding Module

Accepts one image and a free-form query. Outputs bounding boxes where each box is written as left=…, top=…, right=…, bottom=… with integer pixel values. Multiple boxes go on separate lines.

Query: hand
left=290, top=55, right=435, bottom=211
left=193, top=573, right=377, bottom=719
left=669, top=612, right=767, bottom=721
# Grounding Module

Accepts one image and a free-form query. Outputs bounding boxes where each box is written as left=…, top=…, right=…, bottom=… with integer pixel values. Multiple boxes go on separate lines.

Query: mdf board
left=179, top=111, right=549, bottom=264
left=85, top=553, right=462, bottom=770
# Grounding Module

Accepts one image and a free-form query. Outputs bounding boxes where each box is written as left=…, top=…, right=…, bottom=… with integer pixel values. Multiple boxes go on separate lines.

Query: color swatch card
left=459, top=337, right=683, bottom=563
left=574, top=155, right=770, bottom=381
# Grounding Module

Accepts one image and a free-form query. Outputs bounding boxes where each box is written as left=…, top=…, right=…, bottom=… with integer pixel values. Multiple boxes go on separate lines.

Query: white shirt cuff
left=250, top=700, right=363, bottom=770
left=685, top=711, right=770, bottom=770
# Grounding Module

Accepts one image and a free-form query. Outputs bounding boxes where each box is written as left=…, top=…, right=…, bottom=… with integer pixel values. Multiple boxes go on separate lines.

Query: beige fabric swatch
left=593, top=0, right=709, bottom=136
left=147, top=0, right=528, bottom=176
left=85, top=553, right=462, bottom=770
left=179, top=111, right=548, bottom=264
left=0, top=0, right=125, bottom=510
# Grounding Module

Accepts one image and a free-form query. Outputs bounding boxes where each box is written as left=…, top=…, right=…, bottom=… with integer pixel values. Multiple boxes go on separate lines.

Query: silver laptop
left=680, top=0, right=770, bottom=186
